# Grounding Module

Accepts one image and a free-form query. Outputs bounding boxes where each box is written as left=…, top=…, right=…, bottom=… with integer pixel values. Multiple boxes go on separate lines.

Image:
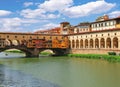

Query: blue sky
left=0, top=0, right=120, bottom=32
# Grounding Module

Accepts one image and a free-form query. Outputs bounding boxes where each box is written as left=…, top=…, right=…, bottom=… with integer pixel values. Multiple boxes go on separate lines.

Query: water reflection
left=0, top=64, right=59, bottom=87
left=1, top=52, right=120, bottom=87
left=0, top=64, right=5, bottom=85
left=0, top=52, right=25, bottom=58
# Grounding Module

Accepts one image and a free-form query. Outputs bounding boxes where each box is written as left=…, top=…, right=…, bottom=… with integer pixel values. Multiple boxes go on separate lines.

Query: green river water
left=0, top=52, right=120, bottom=87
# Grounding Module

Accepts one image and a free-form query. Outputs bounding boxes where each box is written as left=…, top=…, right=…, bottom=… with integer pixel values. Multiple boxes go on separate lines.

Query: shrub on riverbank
left=68, top=54, right=120, bottom=62
left=5, top=50, right=23, bottom=53
left=108, top=52, right=116, bottom=55
left=40, top=52, right=53, bottom=56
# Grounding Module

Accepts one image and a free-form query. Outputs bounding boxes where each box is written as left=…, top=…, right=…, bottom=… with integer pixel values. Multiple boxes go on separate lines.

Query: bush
left=108, top=52, right=116, bottom=55
left=68, top=53, right=120, bottom=62
left=40, top=52, right=52, bottom=55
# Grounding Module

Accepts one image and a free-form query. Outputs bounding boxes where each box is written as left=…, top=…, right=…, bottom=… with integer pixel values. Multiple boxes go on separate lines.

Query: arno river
left=0, top=52, right=120, bottom=87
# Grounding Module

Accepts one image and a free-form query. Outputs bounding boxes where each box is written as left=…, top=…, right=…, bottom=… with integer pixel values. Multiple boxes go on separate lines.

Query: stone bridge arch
left=39, top=48, right=70, bottom=56
left=0, top=46, right=70, bottom=57
left=0, top=46, right=40, bottom=57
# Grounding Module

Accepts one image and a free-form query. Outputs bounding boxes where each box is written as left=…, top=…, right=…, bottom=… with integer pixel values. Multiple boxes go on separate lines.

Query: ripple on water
left=0, top=65, right=60, bottom=87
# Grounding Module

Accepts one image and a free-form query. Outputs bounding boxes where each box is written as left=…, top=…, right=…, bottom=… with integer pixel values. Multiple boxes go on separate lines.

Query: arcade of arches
left=69, top=30, right=120, bottom=54
left=70, top=37, right=118, bottom=49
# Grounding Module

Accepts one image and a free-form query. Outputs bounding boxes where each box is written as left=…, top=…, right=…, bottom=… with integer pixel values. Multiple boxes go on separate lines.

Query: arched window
left=100, top=38, right=105, bottom=48
left=95, top=38, right=99, bottom=48
left=90, top=39, right=93, bottom=48
left=85, top=39, right=88, bottom=48
left=106, top=38, right=111, bottom=48
left=76, top=39, right=79, bottom=48
left=72, top=40, right=75, bottom=48
left=5, top=39, right=12, bottom=46
left=77, top=28, right=79, bottom=33
left=69, top=40, right=71, bottom=48
left=113, top=37, right=118, bottom=48
left=80, top=39, right=83, bottom=48
left=12, top=40, right=20, bottom=46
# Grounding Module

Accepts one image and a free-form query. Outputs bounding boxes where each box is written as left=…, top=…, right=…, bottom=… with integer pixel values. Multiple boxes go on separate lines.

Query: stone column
left=98, top=38, right=100, bottom=48
left=111, top=37, right=113, bottom=49
left=93, top=39, right=95, bottom=49
left=70, top=40, right=72, bottom=49
left=83, top=39, right=85, bottom=49
left=74, top=39, right=76, bottom=49
left=118, top=37, right=120, bottom=49
left=104, top=38, right=106, bottom=49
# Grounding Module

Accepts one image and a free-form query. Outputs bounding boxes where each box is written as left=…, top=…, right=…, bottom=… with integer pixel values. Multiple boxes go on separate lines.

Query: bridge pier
left=52, top=48, right=70, bottom=56
left=26, top=48, right=40, bottom=57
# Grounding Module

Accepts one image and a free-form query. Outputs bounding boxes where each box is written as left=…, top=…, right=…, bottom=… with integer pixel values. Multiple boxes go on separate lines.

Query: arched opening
left=80, top=39, right=83, bottom=48
left=100, top=38, right=105, bottom=48
left=106, top=38, right=111, bottom=48
left=69, top=40, right=71, bottom=48
left=76, top=39, right=79, bottom=49
left=77, top=28, right=79, bottom=33
left=85, top=39, right=88, bottom=48
left=113, top=37, right=118, bottom=48
left=5, top=39, right=12, bottom=46
left=72, top=40, right=75, bottom=48
left=12, top=40, right=20, bottom=46
left=90, top=39, right=93, bottom=48
left=95, top=38, right=99, bottom=48
left=0, top=38, right=5, bottom=47
left=40, top=49, right=54, bottom=56
left=1, top=48, right=25, bottom=58
left=21, top=39, right=27, bottom=46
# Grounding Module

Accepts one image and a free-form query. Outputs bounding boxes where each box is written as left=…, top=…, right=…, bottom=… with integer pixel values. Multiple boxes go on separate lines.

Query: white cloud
left=20, top=9, right=46, bottom=18
left=0, top=0, right=116, bottom=32
left=0, top=10, right=12, bottom=16
left=42, top=23, right=59, bottom=29
left=20, top=8, right=60, bottom=19
left=20, top=0, right=73, bottom=19
left=0, top=17, right=40, bottom=32
left=34, top=23, right=59, bottom=32
left=20, top=0, right=115, bottom=19
left=0, top=18, right=21, bottom=31
left=23, top=2, right=33, bottom=7
left=62, top=0, right=116, bottom=18
left=39, top=0, right=73, bottom=12
left=108, top=11, right=120, bottom=18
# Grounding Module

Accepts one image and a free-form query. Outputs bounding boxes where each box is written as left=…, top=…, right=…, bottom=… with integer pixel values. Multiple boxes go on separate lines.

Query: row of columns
left=70, top=37, right=120, bottom=49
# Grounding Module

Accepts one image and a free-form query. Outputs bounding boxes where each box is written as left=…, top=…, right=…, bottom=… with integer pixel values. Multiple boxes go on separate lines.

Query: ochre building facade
left=61, top=15, right=120, bottom=54
left=68, top=29, right=120, bottom=54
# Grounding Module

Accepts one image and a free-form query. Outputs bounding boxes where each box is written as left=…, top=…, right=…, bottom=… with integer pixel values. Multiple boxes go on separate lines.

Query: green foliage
left=68, top=54, right=120, bottom=62
left=5, top=50, right=23, bottom=53
left=108, top=52, right=116, bottom=55
left=40, top=52, right=52, bottom=55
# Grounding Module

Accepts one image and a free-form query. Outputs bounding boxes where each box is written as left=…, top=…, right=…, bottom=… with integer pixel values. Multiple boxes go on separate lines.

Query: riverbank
left=68, top=54, right=120, bottom=62
left=5, top=49, right=23, bottom=53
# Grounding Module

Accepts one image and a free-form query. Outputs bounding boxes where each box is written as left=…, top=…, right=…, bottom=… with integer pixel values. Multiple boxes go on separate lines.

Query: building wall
left=0, top=32, right=66, bottom=46
left=68, top=30, right=120, bottom=54
left=91, top=20, right=116, bottom=31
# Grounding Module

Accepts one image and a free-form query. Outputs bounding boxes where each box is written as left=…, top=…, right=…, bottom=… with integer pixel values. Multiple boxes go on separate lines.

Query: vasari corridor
left=1, top=0, right=120, bottom=87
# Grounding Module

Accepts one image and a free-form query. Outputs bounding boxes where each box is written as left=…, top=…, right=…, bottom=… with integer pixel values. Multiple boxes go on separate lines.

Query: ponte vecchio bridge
left=0, top=32, right=70, bottom=57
